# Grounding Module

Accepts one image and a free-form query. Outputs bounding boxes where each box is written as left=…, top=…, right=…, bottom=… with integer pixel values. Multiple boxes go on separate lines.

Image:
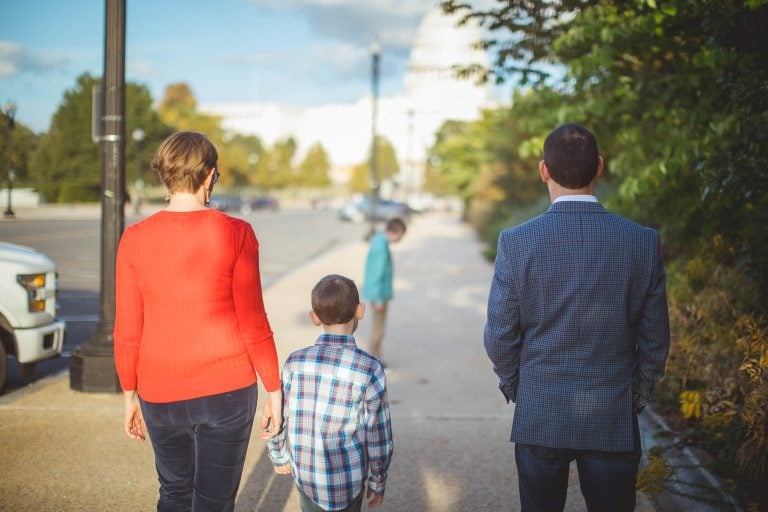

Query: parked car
left=241, top=196, right=279, bottom=213
left=0, top=242, right=66, bottom=391
left=338, top=197, right=410, bottom=223
left=209, top=195, right=244, bottom=212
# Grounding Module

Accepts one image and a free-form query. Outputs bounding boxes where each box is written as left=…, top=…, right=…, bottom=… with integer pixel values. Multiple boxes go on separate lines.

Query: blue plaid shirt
left=267, top=334, right=393, bottom=511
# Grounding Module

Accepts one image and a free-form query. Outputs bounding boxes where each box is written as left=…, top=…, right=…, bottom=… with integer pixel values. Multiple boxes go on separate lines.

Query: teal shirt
left=363, top=232, right=393, bottom=303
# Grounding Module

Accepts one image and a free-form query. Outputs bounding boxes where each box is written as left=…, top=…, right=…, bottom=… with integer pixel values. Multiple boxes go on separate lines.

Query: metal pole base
left=69, top=329, right=121, bottom=393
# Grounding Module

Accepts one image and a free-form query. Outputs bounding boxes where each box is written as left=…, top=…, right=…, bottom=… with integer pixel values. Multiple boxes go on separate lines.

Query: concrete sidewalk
left=0, top=212, right=660, bottom=511
left=1, top=203, right=162, bottom=221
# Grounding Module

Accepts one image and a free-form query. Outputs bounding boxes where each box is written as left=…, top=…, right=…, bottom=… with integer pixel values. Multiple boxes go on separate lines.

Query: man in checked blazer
left=484, top=123, right=670, bottom=512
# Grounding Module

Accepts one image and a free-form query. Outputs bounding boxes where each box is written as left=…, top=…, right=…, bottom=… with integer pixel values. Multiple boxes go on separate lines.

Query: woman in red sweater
left=114, top=131, right=282, bottom=511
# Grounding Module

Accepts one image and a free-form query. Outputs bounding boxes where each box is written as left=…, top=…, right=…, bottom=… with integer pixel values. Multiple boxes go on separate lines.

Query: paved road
left=0, top=207, right=367, bottom=393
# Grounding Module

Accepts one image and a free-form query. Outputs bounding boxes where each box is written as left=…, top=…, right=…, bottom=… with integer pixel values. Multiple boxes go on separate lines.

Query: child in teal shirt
left=362, top=218, right=406, bottom=361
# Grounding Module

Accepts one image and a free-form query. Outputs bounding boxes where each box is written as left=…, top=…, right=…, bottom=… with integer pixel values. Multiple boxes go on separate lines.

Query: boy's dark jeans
left=515, top=416, right=641, bottom=512
left=140, top=384, right=258, bottom=512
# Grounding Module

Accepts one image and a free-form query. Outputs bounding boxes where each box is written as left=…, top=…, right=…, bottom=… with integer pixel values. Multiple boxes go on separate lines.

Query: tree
left=428, top=119, right=484, bottom=200
left=251, top=138, right=297, bottom=190
left=347, top=136, right=400, bottom=194
left=157, top=83, right=234, bottom=186
left=30, top=74, right=101, bottom=201
left=222, top=134, right=264, bottom=187
left=0, top=111, right=38, bottom=187
left=442, top=0, right=768, bottom=289
left=29, top=74, right=170, bottom=202
left=270, top=138, right=297, bottom=189
left=157, top=83, right=206, bottom=130
left=347, top=163, right=370, bottom=194
left=441, top=0, right=587, bottom=85
left=375, top=136, right=400, bottom=183
left=441, top=1, right=768, bottom=506
left=125, top=83, right=173, bottom=187
left=297, top=143, right=331, bottom=188
left=157, top=83, right=222, bottom=140
left=427, top=106, right=543, bottom=225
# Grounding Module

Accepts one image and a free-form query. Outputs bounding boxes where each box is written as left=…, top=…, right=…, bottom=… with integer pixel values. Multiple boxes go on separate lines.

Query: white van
left=0, top=242, right=66, bottom=391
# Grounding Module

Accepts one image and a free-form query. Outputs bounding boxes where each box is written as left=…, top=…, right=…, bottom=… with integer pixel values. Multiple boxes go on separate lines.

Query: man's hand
left=366, top=490, right=384, bottom=508
left=274, top=463, right=291, bottom=475
left=260, top=389, right=283, bottom=439
left=123, top=390, right=146, bottom=441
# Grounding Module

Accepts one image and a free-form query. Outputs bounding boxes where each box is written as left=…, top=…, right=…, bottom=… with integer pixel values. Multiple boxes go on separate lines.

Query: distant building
left=202, top=7, right=495, bottom=197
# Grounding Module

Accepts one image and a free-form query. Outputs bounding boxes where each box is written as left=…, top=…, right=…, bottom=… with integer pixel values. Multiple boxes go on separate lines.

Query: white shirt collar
left=553, top=195, right=598, bottom=204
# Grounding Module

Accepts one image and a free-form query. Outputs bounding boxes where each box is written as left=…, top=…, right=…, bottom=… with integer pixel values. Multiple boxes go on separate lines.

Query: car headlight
left=17, top=273, right=47, bottom=312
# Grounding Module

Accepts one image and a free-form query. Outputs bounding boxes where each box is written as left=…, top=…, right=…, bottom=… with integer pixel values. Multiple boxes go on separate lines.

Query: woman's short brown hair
left=152, top=131, right=218, bottom=193
left=311, top=274, right=360, bottom=325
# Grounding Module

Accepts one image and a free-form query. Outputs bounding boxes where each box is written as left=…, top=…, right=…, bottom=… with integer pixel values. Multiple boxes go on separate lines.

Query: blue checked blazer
left=484, top=200, right=670, bottom=452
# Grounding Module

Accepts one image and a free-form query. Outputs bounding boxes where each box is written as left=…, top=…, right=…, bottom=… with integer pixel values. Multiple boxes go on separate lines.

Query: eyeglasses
left=204, top=168, right=220, bottom=207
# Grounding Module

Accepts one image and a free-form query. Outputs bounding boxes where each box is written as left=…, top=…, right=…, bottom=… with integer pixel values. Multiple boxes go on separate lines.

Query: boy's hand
left=274, top=463, right=291, bottom=475
left=260, top=389, right=283, bottom=439
left=366, top=490, right=384, bottom=508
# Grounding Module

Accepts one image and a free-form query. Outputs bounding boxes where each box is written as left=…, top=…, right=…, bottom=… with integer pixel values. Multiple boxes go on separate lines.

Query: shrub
left=57, top=181, right=100, bottom=203
left=656, top=236, right=768, bottom=508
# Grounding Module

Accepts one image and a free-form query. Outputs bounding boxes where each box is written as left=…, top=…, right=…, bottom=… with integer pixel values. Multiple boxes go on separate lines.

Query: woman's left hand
left=260, top=389, right=282, bottom=439
left=123, top=390, right=146, bottom=441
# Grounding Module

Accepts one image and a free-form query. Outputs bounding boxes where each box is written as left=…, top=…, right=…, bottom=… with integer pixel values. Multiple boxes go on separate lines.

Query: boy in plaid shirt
left=267, top=274, right=394, bottom=511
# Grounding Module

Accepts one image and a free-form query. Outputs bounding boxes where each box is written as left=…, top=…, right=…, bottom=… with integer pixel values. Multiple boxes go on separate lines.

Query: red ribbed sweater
left=113, top=209, right=280, bottom=403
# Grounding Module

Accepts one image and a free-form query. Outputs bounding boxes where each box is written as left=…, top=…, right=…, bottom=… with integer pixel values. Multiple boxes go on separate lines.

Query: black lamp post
left=3, top=101, right=16, bottom=219
left=70, top=0, right=126, bottom=392
left=369, top=39, right=380, bottom=237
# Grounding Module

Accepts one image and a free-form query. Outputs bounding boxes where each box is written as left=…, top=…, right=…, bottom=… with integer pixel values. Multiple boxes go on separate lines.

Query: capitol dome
left=405, top=7, right=491, bottom=97
left=203, top=6, right=496, bottom=180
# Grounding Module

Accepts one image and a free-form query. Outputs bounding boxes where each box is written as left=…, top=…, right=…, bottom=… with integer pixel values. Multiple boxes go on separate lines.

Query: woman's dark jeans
left=140, top=384, right=258, bottom=512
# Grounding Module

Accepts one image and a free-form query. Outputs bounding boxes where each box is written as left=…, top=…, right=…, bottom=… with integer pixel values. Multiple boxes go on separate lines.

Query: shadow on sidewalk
left=237, top=448, right=294, bottom=511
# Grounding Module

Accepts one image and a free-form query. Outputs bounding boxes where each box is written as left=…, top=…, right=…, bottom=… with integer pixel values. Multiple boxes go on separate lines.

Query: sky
left=1, top=0, right=503, bottom=133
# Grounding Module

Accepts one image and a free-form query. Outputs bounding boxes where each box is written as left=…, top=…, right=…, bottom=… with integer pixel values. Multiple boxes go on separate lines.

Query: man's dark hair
left=385, top=217, right=407, bottom=235
left=543, top=124, right=600, bottom=189
left=311, top=274, right=360, bottom=325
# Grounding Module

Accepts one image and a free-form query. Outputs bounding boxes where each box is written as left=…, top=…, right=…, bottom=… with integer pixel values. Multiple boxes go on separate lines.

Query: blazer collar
left=546, top=201, right=607, bottom=214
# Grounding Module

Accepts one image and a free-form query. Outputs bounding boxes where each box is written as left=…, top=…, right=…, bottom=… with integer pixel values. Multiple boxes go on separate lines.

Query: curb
left=639, top=407, right=742, bottom=512
left=0, top=368, right=69, bottom=406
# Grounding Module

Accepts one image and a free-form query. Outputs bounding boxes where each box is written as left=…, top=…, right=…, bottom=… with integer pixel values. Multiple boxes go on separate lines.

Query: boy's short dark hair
left=543, top=123, right=600, bottom=189
left=311, top=274, right=360, bottom=325
left=385, top=218, right=407, bottom=235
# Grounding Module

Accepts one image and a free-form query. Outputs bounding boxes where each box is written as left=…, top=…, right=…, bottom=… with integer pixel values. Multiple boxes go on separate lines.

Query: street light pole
left=3, top=101, right=16, bottom=219
left=369, top=38, right=380, bottom=238
left=70, top=0, right=126, bottom=392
